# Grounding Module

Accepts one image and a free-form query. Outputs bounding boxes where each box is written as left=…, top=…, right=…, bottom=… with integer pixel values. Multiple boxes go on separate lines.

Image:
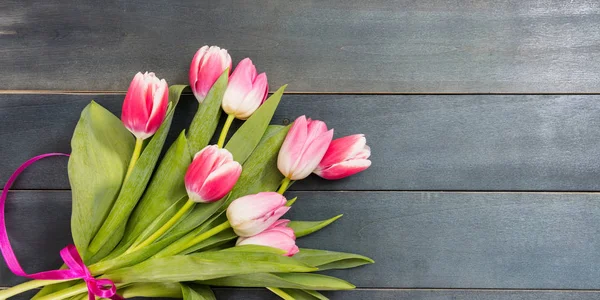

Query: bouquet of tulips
left=0, top=46, right=373, bottom=300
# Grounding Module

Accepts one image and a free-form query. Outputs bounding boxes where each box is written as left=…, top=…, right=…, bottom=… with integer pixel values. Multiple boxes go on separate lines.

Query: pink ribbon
left=0, top=153, right=123, bottom=300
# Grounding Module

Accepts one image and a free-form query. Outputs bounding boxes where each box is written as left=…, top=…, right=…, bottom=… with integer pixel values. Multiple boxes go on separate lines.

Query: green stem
left=217, top=114, right=235, bottom=148
left=36, top=280, right=126, bottom=300
left=156, top=221, right=231, bottom=258
left=124, top=137, right=144, bottom=181
left=125, top=199, right=196, bottom=254
left=277, top=177, right=292, bottom=194
left=0, top=279, right=68, bottom=299
left=267, top=287, right=294, bottom=300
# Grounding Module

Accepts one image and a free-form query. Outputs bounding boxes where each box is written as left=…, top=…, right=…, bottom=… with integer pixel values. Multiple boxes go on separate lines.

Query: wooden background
left=2, top=0, right=600, bottom=299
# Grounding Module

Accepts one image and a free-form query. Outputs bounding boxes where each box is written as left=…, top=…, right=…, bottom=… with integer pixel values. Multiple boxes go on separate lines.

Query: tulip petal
left=189, top=46, right=209, bottom=99
left=290, top=129, right=334, bottom=180
left=197, top=161, right=242, bottom=202
left=319, top=134, right=367, bottom=168
left=145, top=79, right=169, bottom=135
left=121, top=72, right=169, bottom=140
left=236, top=231, right=298, bottom=256
left=316, top=159, right=372, bottom=180
left=197, top=47, right=231, bottom=100
left=278, top=116, right=308, bottom=178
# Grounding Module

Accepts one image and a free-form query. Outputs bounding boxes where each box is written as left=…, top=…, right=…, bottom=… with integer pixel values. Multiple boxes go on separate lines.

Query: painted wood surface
left=2, top=191, right=600, bottom=290
left=2, top=1, right=600, bottom=298
left=2, top=94, right=600, bottom=191
left=1, top=1, right=600, bottom=92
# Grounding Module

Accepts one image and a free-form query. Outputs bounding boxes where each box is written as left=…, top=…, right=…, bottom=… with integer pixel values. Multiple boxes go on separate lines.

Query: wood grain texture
left=2, top=191, right=600, bottom=289
left=1, top=0, right=600, bottom=92
left=2, top=94, right=600, bottom=191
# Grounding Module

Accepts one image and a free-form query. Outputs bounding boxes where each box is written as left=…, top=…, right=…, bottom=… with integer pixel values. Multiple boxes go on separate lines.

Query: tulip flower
left=276, top=116, right=334, bottom=192
left=121, top=71, right=169, bottom=180
left=237, top=219, right=299, bottom=256
left=128, top=145, right=241, bottom=253
left=222, top=58, right=269, bottom=120
left=185, top=145, right=243, bottom=203
left=189, top=45, right=232, bottom=103
left=227, top=192, right=290, bottom=237
left=217, top=58, right=269, bottom=147
left=314, top=134, right=372, bottom=180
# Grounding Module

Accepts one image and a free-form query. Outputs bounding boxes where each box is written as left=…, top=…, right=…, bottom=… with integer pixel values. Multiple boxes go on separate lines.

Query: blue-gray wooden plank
left=1, top=1, right=600, bottom=92
left=2, top=191, right=600, bottom=289
left=2, top=94, right=600, bottom=191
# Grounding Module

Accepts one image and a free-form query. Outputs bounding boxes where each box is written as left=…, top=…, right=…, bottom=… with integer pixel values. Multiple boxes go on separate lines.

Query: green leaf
left=288, top=215, right=343, bottom=238
left=187, top=70, right=229, bottom=154
left=303, top=290, right=329, bottom=300
left=130, top=195, right=189, bottom=248
left=68, top=101, right=134, bottom=260
left=226, top=125, right=290, bottom=205
left=183, top=228, right=237, bottom=254
left=86, top=85, right=187, bottom=262
left=269, top=288, right=331, bottom=300
left=88, top=234, right=181, bottom=274
left=154, top=212, right=229, bottom=257
left=181, top=283, right=216, bottom=300
left=33, top=280, right=81, bottom=299
left=268, top=287, right=296, bottom=300
left=293, top=249, right=374, bottom=271
left=120, top=282, right=183, bottom=298
left=279, top=288, right=330, bottom=300
left=158, top=199, right=224, bottom=244
left=225, top=85, right=287, bottom=163
left=221, top=245, right=287, bottom=256
left=106, top=251, right=317, bottom=283
left=104, top=131, right=191, bottom=260
left=201, top=272, right=355, bottom=291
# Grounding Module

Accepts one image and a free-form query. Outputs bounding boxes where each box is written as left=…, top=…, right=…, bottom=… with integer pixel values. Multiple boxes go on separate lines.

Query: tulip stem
left=35, top=280, right=127, bottom=300
left=125, top=137, right=144, bottom=181
left=277, top=177, right=292, bottom=194
left=0, top=279, right=69, bottom=299
left=126, top=199, right=195, bottom=254
left=217, top=114, right=236, bottom=148
left=173, top=221, right=232, bottom=255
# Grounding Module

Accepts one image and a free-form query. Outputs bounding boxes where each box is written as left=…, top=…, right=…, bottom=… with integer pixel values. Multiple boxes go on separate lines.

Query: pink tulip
left=314, top=134, right=372, bottom=180
left=226, top=192, right=290, bottom=237
left=277, top=116, right=334, bottom=180
left=184, top=145, right=242, bottom=203
left=121, top=72, right=169, bottom=140
left=189, top=45, right=232, bottom=102
left=222, top=58, right=269, bottom=120
left=236, top=219, right=299, bottom=256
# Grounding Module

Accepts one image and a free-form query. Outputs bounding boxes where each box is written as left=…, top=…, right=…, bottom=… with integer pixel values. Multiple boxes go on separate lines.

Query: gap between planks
left=8, top=189, right=600, bottom=194
left=2, top=90, right=600, bottom=96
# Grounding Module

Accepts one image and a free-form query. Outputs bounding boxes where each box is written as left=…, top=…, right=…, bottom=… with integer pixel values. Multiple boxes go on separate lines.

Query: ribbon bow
left=0, top=153, right=123, bottom=300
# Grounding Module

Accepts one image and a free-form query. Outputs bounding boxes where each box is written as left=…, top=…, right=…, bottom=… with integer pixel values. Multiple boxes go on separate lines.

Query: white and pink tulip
left=189, top=45, right=232, bottom=103
left=184, top=145, right=242, bottom=203
left=314, top=134, right=371, bottom=180
left=222, top=58, right=269, bottom=120
left=277, top=116, right=334, bottom=180
left=121, top=72, right=169, bottom=140
left=226, top=192, right=290, bottom=237
left=236, top=219, right=299, bottom=256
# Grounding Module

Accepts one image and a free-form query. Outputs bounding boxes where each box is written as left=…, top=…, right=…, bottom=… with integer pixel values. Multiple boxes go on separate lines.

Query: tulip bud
left=277, top=116, right=334, bottom=180
left=314, top=134, right=372, bottom=180
left=184, top=145, right=242, bottom=203
left=121, top=72, right=169, bottom=140
left=189, top=45, right=232, bottom=103
left=236, top=219, right=299, bottom=256
left=222, top=58, right=269, bottom=120
left=226, top=192, right=290, bottom=237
